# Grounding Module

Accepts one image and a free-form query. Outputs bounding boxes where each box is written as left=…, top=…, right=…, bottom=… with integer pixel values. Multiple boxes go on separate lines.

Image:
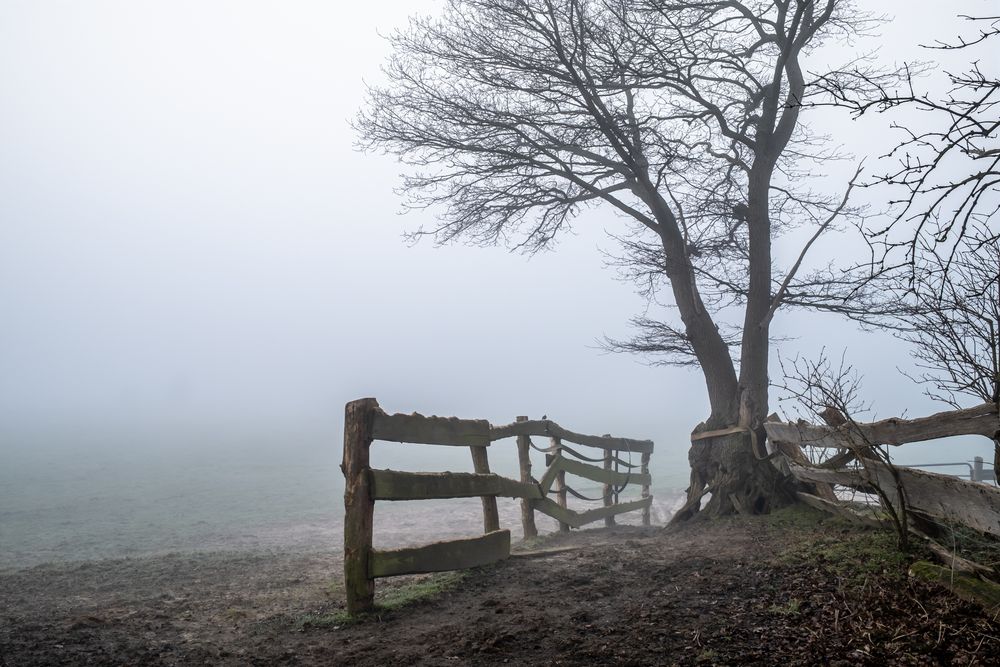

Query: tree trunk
left=675, top=428, right=794, bottom=522
left=646, top=33, right=815, bottom=521
left=651, top=205, right=794, bottom=520
left=670, top=63, right=806, bottom=520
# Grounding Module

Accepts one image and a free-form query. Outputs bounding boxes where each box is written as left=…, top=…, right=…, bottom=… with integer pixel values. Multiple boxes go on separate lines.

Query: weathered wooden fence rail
left=342, top=397, right=655, bottom=614
left=764, top=402, right=1000, bottom=540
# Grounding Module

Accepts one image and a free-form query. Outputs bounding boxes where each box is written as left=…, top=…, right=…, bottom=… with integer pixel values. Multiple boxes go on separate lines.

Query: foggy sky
left=1, top=0, right=992, bottom=481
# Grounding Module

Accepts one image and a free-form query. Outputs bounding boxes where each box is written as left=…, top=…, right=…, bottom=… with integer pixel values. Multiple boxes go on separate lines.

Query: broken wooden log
left=765, top=403, right=999, bottom=450
left=787, top=459, right=1000, bottom=536
left=369, top=530, right=511, bottom=578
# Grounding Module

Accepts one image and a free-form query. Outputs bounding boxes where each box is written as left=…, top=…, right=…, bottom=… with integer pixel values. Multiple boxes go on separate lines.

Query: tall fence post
left=552, top=436, right=570, bottom=532
left=470, top=445, right=501, bottom=533
left=974, top=456, right=985, bottom=482
left=342, top=397, right=378, bottom=615
left=602, top=435, right=616, bottom=528
left=640, top=451, right=652, bottom=526
left=515, top=416, right=538, bottom=538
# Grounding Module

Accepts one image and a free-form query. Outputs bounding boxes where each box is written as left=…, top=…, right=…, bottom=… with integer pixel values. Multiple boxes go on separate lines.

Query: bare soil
left=3, top=510, right=999, bottom=666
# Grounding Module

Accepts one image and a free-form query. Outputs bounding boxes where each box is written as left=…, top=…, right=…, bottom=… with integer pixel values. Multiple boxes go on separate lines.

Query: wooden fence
left=764, top=402, right=1000, bottom=539
left=342, top=397, right=655, bottom=614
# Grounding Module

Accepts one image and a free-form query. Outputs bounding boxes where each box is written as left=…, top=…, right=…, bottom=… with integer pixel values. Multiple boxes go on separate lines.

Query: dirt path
left=2, top=512, right=998, bottom=665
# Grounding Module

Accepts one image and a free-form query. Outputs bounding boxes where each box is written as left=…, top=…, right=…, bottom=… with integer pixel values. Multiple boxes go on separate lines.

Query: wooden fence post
left=342, top=397, right=378, bottom=615
left=602, top=436, right=616, bottom=528
left=470, top=445, right=501, bottom=533
left=640, top=452, right=652, bottom=526
left=552, top=436, right=570, bottom=532
left=516, top=416, right=538, bottom=538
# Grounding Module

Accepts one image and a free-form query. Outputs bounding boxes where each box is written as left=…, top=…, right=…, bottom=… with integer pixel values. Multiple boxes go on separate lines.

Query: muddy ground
left=3, top=509, right=999, bottom=666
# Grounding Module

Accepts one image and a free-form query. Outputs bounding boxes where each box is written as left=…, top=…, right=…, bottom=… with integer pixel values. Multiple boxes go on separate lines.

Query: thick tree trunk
left=668, top=312, right=796, bottom=517
left=646, top=32, right=815, bottom=521
left=655, top=225, right=739, bottom=423
left=648, top=197, right=794, bottom=520
left=671, top=40, right=807, bottom=521
left=680, top=430, right=794, bottom=520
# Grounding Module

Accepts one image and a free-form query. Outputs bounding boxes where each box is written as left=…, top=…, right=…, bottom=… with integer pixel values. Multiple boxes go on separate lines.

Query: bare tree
left=778, top=351, right=909, bottom=548
left=895, top=231, right=1000, bottom=409
left=873, top=225, right=1000, bottom=476
left=816, top=13, right=1000, bottom=487
left=357, top=0, right=890, bottom=518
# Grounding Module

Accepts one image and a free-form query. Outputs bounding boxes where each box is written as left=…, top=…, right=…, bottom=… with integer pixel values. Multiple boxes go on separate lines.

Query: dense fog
left=1, top=1, right=993, bottom=565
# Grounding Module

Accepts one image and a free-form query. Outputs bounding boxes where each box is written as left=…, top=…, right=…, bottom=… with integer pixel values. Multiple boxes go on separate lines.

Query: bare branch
left=763, top=163, right=865, bottom=327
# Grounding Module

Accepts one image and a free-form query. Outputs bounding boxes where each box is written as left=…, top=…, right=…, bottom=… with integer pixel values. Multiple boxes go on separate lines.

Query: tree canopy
left=358, top=0, right=892, bottom=517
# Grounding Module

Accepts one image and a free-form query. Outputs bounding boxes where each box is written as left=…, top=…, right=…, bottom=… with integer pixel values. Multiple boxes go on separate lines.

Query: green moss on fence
left=909, top=561, right=1000, bottom=612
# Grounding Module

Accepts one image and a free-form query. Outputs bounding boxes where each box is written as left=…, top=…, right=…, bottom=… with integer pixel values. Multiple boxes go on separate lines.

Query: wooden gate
left=342, top=397, right=655, bottom=614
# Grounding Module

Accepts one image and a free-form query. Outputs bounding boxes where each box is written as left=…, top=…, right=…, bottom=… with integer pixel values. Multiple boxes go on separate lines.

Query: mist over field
left=1, top=0, right=995, bottom=570
left=0, top=432, right=688, bottom=568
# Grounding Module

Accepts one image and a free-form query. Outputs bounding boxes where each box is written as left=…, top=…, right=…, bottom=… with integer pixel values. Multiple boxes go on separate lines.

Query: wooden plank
left=489, top=420, right=654, bottom=454
left=470, top=446, right=500, bottom=533
left=769, top=435, right=838, bottom=502
left=765, top=403, right=999, bottom=449
left=532, top=496, right=653, bottom=529
left=516, top=416, right=538, bottom=538
left=370, top=469, right=541, bottom=501
left=788, top=459, right=1000, bottom=536
left=495, top=476, right=543, bottom=500
left=342, top=398, right=378, bottom=615
left=889, top=465, right=1000, bottom=536
left=538, top=454, right=563, bottom=495
left=558, top=457, right=651, bottom=487
left=864, top=403, right=999, bottom=445
left=533, top=497, right=580, bottom=528
left=764, top=421, right=865, bottom=450
left=575, top=497, right=652, bottom=527
left=820, top=448, right=864, bottom=469
left=369, top=530, right=511, bottom=578
left=373, top=410, right=491, bottom=447
left=787, top=460, right=866, bottom=487
left=370, top=469, right=499, bottom=500
left=510, top=545, right=592, bottom=559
